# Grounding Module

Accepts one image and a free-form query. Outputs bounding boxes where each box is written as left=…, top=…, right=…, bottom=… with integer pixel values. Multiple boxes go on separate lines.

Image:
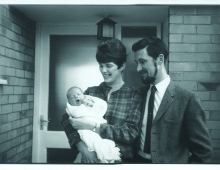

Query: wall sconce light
left=96, top=17, right=117, bottom=40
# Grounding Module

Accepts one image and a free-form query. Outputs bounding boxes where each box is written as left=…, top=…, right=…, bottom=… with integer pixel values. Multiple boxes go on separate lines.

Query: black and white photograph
left=0, top=1, right=219, bottom=169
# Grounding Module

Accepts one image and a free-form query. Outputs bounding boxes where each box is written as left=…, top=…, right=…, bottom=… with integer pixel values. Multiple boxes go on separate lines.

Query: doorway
left=32, top=24, right=99, bottom=163
left=47, top=35, right=103, bottom=162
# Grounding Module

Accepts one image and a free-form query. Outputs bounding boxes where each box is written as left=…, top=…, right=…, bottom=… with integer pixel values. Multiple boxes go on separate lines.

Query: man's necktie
left=144, top=85, right=156, bottom=154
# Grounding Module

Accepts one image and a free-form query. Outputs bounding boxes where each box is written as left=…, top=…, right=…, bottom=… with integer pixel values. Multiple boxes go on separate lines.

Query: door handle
left=40, top=115, right=49, bottom=130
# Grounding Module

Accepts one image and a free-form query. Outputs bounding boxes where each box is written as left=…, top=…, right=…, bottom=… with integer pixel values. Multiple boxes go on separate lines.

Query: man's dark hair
left=96, top=38, right=127, bottom=69
left=132, top=36, right=168, bottom=62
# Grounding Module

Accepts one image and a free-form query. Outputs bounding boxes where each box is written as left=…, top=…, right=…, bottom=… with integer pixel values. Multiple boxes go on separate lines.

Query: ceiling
left=11, top=5, right=169, bottom=24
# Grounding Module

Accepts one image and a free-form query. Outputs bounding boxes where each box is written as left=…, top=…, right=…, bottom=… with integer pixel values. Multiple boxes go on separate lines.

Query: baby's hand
left=81, top=96, right=94, bottom=107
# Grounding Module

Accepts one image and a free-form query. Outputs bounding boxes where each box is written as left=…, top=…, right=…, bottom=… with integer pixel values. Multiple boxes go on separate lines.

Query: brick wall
left=0, top=5, right=35, bottom=163
left=169, top=6, right=220, bottom=163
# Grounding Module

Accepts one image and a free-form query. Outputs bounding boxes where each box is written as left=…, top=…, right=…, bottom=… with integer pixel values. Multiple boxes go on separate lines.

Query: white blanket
left=66, top=95, right=121, bottom=163
left=77, top=129, right=121, bottom=163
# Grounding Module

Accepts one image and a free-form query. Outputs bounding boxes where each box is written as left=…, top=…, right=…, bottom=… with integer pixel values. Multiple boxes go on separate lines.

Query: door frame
left=32, top=22, right=161, bottom=163
left=32, top=24, right=97, bottom=163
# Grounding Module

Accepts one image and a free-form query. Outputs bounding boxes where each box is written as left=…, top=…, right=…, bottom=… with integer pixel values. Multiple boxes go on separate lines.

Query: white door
left=32, top=24, right=103, bottom=163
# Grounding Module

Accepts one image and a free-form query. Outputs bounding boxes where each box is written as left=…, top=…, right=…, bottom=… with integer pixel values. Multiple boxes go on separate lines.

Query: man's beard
left=141, top=63, right=157, bottom=85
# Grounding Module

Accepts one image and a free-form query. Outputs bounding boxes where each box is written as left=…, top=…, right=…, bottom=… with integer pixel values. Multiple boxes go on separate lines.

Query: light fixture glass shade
left=96, top=17, right=116, bottom=40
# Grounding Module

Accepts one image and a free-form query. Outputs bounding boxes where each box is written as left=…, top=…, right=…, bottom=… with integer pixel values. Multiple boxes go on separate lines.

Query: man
left=132, top=36, right=212, bottom=163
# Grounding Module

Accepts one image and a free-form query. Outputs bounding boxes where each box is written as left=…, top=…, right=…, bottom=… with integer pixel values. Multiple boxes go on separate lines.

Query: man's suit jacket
left=135, top=81, right=212, bottom=163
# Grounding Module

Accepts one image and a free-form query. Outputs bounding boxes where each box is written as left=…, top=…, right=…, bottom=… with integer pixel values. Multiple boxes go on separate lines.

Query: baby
left=66, top=86, right=121, bottom=163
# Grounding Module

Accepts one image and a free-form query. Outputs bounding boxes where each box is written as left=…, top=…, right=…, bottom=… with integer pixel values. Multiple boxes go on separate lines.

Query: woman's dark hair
left=96, top=38, right=127, bottom=69
left=132, top=36, right=168, bottom=62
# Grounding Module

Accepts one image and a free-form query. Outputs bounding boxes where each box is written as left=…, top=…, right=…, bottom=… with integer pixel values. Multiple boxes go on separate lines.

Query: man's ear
left=157, top=54, right=164, bottom=65
left=119, top=62, right=126, bottom=71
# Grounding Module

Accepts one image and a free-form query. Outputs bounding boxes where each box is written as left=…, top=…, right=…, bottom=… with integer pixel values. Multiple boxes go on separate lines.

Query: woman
left=61, top=38, right=142, bottom=163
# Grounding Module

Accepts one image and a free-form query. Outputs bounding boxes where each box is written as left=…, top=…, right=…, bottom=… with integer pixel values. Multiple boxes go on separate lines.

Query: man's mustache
left=139, top=69, right=148, bottom=75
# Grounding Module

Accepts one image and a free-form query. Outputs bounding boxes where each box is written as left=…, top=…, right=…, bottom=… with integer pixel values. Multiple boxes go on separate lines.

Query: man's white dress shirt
left=139, top=75, right=171, bottom=159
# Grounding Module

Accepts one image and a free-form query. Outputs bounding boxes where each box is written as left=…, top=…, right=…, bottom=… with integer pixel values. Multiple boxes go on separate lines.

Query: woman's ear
left=119, top=62, right=126, bottom=71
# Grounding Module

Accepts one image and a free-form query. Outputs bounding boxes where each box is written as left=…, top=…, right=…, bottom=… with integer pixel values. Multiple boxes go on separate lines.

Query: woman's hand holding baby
left=76, top=141, right=99, bottom=163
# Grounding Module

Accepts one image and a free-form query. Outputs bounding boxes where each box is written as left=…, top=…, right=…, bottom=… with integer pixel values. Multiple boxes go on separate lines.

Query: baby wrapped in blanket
left=66, top=86, right=121, bottom=163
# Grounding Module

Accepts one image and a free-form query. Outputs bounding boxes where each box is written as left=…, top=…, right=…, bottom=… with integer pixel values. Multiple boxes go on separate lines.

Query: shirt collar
left=150, top=75, right=170, bottom=94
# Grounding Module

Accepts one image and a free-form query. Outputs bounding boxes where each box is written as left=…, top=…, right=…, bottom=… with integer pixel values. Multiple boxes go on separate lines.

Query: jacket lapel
left=152, top=81, right=176, bottom=125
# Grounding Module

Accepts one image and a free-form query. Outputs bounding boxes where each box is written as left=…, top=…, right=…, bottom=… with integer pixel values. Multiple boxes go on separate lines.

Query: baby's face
left=68, top=88, right=84, bottom=106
